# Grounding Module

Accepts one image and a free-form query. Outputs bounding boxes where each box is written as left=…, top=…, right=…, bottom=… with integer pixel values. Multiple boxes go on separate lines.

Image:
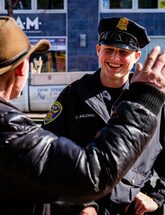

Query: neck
left=0, top=87, right=12, bottom=101
left=0, top=71, right=15, bottom=101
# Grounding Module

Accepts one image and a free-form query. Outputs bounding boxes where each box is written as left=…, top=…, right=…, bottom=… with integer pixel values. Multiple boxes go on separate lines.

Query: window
left=140, top=36, right=165, bottom=64
left=5, top=0, right=31, bottom=10
left=101, top=0, right=165, bottom=11
left=111, top=0, right=132, bottom=8
left=3, top=0, right=65, bottom=11
left=37, top=0, right=64, bottom=9
left=30, top=51, right=66, bottom=73
left=102, top=0, right=132, bottom=9
left=138, top=0, right=157, bottom=8
left=30, top=37, right=66, bottom=73
left=139, top=0, right=165, bottom=8
left=158, top=0, right=165, bottom=8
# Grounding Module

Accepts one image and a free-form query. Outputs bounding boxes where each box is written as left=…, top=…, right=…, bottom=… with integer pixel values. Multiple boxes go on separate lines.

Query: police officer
left=43, top=17, right=165, bottom=215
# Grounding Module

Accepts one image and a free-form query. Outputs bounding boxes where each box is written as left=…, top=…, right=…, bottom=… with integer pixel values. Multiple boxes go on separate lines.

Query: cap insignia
left=116, top=18, right=129, bottom=31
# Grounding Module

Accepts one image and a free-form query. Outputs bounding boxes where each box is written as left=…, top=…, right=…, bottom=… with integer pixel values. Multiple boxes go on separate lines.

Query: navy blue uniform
left=43, top=70, right=165, bottom=215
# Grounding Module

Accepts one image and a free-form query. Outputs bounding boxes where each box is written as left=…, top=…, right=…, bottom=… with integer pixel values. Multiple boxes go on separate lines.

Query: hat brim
left=99, top=41, right=138, bottom=51
left=0, top=39, right=50, bottom=75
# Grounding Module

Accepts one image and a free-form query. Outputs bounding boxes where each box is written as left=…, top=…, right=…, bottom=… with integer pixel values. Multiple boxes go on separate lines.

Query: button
left=131, top=178, right=135, bottom=184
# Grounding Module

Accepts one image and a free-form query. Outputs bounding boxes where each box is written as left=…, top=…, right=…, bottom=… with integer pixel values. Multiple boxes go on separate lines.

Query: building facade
left=1, top=0, right=165, bottom=72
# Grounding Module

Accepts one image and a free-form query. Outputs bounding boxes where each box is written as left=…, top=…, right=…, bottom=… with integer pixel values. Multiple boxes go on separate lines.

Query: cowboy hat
left=0, top=16, right=50, bottom=75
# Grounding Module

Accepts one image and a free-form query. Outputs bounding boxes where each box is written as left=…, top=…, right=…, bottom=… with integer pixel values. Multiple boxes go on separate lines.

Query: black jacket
left=0, top=80, right=164, bottom=215
left=43, top=70, right=165, bottom=214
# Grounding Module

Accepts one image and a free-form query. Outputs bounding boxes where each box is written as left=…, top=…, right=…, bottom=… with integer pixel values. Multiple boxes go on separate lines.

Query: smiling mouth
left=107, top=62, right=121, bottom=68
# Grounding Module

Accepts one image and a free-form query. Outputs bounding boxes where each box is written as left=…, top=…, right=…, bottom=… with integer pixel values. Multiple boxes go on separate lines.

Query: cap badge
left=116, top=18, right=129, bottom=31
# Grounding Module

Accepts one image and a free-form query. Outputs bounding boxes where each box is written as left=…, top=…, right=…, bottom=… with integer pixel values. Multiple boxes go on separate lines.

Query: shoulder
left=62, top=72, right=96, bottom=93
left=70, top=72, right=95, bottom=87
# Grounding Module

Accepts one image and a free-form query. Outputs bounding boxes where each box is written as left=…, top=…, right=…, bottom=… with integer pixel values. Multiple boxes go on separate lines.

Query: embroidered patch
left=44, top=101, right=63, bottom=125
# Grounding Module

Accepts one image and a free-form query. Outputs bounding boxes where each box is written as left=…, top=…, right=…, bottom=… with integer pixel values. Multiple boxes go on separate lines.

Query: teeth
left=108, top=63, right=120, bottom=68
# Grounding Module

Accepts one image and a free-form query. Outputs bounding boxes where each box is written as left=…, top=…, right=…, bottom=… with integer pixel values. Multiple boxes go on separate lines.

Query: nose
left=111, top=49, right=120, bottom=59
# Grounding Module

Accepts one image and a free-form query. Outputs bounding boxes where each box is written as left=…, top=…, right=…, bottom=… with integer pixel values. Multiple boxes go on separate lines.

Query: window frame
left=140, top=36, right=165, bottom=64
left=29, top=36, right=67, bottom=73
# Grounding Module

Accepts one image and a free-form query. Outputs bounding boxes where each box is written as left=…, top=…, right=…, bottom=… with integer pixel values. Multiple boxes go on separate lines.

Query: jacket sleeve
left=149, top=177, right=165, bottom=207
left=0, top=83, right=164, bottom=204
left=147, top=151, right=165, bottom=207
left=149, top=104, right=165, bottom=207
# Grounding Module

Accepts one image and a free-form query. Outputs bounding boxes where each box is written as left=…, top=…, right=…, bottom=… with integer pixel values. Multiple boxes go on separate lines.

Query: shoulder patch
left=44, top=101, right=63, bottom=125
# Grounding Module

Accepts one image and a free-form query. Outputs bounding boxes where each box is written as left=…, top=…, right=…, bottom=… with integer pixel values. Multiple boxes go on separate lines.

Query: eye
left=105, top=48, right=114, bottom=54
left=119, top=50, right=132, bottom=56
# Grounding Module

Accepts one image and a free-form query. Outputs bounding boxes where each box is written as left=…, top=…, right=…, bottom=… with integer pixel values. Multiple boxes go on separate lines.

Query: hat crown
left=0, top=16, right=50, bottom=75
left=0, top=16, right=30, bottom=66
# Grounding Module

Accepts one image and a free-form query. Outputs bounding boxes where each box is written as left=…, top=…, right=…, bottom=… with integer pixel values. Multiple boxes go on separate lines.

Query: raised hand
left=131, top=46, right=165, bottom=93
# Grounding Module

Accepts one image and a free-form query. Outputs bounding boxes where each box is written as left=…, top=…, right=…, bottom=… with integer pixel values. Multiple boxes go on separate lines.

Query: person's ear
left=15, top=62, right=24, bottom=77
left=134, top=50, right=141, bottom=63
left=15, top=59, right=29, bottom=76
left=96, top=44, right=101, bottom=56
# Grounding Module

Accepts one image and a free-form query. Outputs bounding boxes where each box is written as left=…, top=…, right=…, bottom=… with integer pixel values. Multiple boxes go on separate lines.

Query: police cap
left=98, top=17, right=151, bottom=51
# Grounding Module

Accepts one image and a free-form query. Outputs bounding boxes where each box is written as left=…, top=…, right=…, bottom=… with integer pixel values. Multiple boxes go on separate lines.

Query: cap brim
left=99, top=41, right=138, bottom=51
left=0, top=39, right=50, bottom=76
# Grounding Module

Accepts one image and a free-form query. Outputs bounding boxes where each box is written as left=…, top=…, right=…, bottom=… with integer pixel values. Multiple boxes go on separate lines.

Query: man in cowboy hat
left=0, top=16, right=165, bottom=215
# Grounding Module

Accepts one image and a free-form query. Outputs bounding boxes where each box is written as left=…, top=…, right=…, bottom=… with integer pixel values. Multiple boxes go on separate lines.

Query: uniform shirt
left=43, top=70, right=128, bottom=147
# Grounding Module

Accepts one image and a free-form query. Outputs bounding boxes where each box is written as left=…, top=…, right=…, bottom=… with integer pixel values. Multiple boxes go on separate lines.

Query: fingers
left=143, top=46, right=161, bottom=70
left=134, top=192, right=158, bottom=215
left=152, top=50, right=165, bottom=74
left=134, top=200, right=146, bottom=215
left=131, top=46, right=165, bottom=92
left=133, top=62, right=143, bottom=78
left=130, top=62, right=143, bottom=83
left=136, top=62, right=143, bottom=72
left=152, top=51, right=165, bottom=91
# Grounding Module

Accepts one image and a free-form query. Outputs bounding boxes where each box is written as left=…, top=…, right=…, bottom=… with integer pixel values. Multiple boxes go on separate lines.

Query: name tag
left=75, top=113, right=95, bottom=119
